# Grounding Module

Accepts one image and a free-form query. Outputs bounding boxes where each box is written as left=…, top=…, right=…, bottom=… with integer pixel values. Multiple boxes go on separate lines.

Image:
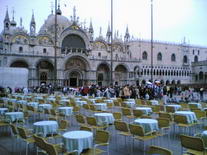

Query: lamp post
left=150, top=0, right=154, bottom=82
left=54, top=0, right=57, bottom=87
left=110, top=0, right=113, bottom=85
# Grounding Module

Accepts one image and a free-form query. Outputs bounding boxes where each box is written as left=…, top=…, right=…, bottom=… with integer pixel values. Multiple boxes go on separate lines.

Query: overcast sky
left=0, top=0, right=207, bottom=46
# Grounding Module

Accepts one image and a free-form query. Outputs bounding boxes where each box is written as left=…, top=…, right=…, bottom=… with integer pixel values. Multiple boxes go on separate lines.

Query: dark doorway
left=70, top=78, right=77, bottom=87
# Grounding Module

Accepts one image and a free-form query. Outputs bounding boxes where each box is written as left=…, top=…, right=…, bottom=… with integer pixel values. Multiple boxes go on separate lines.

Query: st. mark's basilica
left=0, top=5, right=207, bottom=88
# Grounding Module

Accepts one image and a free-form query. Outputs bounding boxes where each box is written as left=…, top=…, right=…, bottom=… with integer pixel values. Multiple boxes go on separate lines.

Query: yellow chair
left=133, top=109, right=144, bottom=118
left=17, top=127, right=35, bottom=155
left=80, top=126, right=92, bottom=132
left=121, top=108, right=134, bottom=121
left=114, top=121, right=131, bottom=147
left=75, top=114, right=86, bottom=126
left=44, top=141, right=78, bottom=155
left=173, top=115, right=194, bottom=134
left=58, top=119, right=69, bottom=132
left=33, top=134, right=47, bottom=154
left=180, top=134, right=207, bottom=155
left=86, top=116, right=107, bottom=131
left=148, top=145, right=173, bottom=155
left=82, top=130, right=110, bottom=155
left=113, top=112, right=122, bottom=121
left=128, top=124, right=158, bottom=152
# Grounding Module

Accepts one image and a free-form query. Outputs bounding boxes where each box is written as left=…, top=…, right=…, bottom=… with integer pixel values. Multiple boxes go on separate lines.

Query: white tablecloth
left=16, top=100, right=27, bottom=105
left=74, top=98, right=82, bottom=102
left=165, top=104, right=181, bottom=111
left=5, top=112, right=24, bottom=122
left=134, top=118, right=159, bottom=133
left=123, top=101, right=135, bottom=108
left=189, top=102, right=202, bottom=109
left=38, top=104, right=52, bottom=112
left=175, top=111, right=197, bottom=123
left=63, top=131, right=93, bottom=154
left=135, top=107, right=152, bottom=115
left=60, top=99, right=70, bottom=105
left=0, top=108, right=8, bottom=115
left=201, top=131, right=207, bottom=147
left=33, top=120, right=58, bottom=137
left=94, top=113, right=114, bottom=125
left=27, top=102, right=39, bottom=108
left=76, top=101, right=87, bottom=106
left=94, top=103, right=107, bottom=111
left=150, top=100, right=159, bottom=105
left=104, top=99, right=113, bottom=103
left=58, top=107, right=73, bottom=116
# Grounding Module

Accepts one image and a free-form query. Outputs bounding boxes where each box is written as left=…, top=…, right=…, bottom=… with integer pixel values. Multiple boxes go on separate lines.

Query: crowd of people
left=0, top=82, right=206, bottom=103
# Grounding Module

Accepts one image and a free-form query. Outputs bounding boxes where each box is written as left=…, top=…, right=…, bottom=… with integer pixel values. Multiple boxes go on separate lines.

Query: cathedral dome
left=39, top=14, right=71, bottom=34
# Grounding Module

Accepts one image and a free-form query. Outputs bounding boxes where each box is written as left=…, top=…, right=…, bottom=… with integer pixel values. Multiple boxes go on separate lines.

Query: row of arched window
left=142, top=51, right=199, bottom=63
left=142, top=51, right=176, bottom=62
left=137, top=69, right=190, bottom=77
left=195, top=71, right=207, bottom=81
left=142, top=51, right=198, bottom=63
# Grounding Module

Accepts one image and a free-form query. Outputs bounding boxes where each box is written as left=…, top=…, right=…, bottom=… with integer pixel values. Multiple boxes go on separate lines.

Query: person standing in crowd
left=123, top=84, right=131, bottom=99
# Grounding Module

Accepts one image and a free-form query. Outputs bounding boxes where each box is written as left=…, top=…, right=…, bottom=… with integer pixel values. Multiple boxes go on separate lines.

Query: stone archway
left=114, top=64, right=128, bottom=86
left=10, top=60, right=28, bottom=68
left=36, top=60, right=54, bottom=84
left=96, top=63, right=110, bottom=86
left=64, top=56, right=89, bottom=87
left=68, top=70, right=82, bottom=87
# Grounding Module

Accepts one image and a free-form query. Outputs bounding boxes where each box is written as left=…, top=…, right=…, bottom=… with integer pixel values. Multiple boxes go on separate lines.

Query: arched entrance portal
left=114, top=64, right=128, bottom=86
left=96, top=63, right=110, bottom=86
left=10, top=60, right=28, bottom=68
left=36, top=60, right=54, bottom=85
left=65, top=56, right=89, bottom=87
left=68, top=71, right=82, bottom=87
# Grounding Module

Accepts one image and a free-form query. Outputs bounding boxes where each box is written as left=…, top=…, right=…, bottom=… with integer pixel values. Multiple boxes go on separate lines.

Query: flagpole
left=150, top=0, right=154, bottom=82
left=110, top=0, right=113, bottom=85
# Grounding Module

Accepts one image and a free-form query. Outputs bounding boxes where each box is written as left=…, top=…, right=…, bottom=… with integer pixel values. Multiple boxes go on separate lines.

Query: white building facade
left=0, top=7, right=207, bottom=87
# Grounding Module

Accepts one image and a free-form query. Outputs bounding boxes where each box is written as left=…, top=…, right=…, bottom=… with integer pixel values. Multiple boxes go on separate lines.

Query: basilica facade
left=0, top=6, right=207, bottom=87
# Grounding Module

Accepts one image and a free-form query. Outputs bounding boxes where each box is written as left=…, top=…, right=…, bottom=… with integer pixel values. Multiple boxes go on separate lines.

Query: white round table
left=165, top=104, right=181, bottom=111
left=134, top=118, right=159, bottom=133
left=135, top=107, right=152, bottom=115
left=76, top=101, right=87, bottom=106
left=60, top=99, right=70, bottom=105
left=104, top=99, right=113, bottom=103
left=123, top=101, right=135, bottom=108
left=33, top=120, right=58, bottom=137
left=0, top=108, right=8, bottom=115
left=94, top=103, right=107, bottom=111
left=63, top=131, right=93, bottom=154
left=175, top=111, right=197, bottom=124
left=16, top=100, right=27, bottom=105
left=58, top=107, right=73, bottom=116
left=94, top=113, right=115, bottom=125
left=201, top=131, right=207, bottom=147
left=74, top=98, right=82, bottom=102
left=5, top=112, right=24, bottom=122
left=8, top=99, right=17, bottom=103
left=27, top=102, right=39, bottom=108
left=38, top=104, right=52, bottom=112
left=189, top=102, right=202, bottom=109
left=150, top=100, right=159, bottom=105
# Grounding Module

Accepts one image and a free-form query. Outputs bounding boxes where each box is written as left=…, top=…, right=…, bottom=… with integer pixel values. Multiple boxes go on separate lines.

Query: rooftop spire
left=51, top=1, right=54, bottom=14
left=4, top=6, right=10, bottom=22
left=56, top=3, right=62, bottom=15
left=99, top=27, right=102, bottom=37
left=20, top=17, right=23, bottom=27
left=89, top=19, right=94, bottom=33
left=106, top=22, right=111, bottom=36
left=31, top=10, right=35, bottom=24
left=10, top=7, right=17, bottom=26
